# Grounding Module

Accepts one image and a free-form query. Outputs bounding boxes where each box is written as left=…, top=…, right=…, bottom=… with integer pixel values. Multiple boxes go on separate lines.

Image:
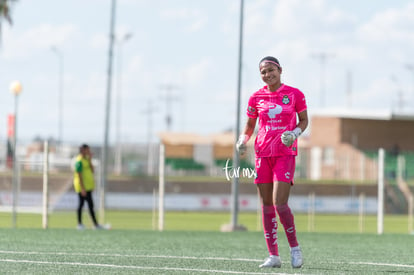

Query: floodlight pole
left=114, top=32, right=133, bottom=175
left=10, top=81, right=23, bottom=229
left=101, top=0, right=116, bottom=222
left=230, top=0, right=244, bottom=230
left=160, top=84, right=180, bottom=131
left=311, top=52, right=334, bottom=108
left=12, top=93, right=19, bottom=228
left=405, top=64, right=414, bottom=105
left=51, top=46, right=64, bottom=146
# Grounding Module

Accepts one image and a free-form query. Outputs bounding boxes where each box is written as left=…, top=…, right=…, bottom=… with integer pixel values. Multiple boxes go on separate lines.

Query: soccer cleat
left=290, top=246, right=303, bottom=268
left=259, top=255, right=281, bottom=268
left=77, top=224, right=85, bottom=230
left=94, top=224, right=104, bottom=230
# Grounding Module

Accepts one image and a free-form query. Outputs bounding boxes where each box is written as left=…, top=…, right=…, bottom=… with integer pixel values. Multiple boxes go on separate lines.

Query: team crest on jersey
left=285, top=172, right=290, bottom=179
left=282, top=95, right=290, bottom=104
left=248, top=106, right=256, bottom=113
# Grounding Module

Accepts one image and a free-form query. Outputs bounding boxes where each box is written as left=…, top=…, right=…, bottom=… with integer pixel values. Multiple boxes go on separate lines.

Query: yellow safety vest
left=73, top=154, right=95, bottom=193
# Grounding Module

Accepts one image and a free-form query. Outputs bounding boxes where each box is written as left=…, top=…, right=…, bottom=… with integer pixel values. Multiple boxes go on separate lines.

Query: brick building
left=308, top=111, right=414, bottom=181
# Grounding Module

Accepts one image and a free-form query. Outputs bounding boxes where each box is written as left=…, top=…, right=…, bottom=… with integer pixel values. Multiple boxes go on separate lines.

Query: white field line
left=2, top=250, right=413, bottom=273
left=0, top=250, right=261, bottom=262
left=350, top=262, right=414, bottom=269
left=0, top=258, right=300, bottom=275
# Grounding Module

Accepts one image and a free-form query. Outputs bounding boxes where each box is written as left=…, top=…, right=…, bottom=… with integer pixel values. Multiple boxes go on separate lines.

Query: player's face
left=260, top=62, right=281, bottom=88
left=81, top=147, right=91, bottom=157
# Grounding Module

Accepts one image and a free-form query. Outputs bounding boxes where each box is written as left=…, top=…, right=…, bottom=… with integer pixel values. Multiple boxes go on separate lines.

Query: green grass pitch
left=0, top=211, right=413, bottom=274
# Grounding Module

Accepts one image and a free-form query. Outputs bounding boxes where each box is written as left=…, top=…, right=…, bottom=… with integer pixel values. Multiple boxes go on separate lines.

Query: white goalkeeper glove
left=236, top=134, right=250, bottom=155
left=281, top=127, right=302, bottom=147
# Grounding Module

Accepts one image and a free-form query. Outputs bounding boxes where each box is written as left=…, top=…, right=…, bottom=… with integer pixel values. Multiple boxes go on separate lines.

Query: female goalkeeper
left=236, top=56, right=308, bottom=269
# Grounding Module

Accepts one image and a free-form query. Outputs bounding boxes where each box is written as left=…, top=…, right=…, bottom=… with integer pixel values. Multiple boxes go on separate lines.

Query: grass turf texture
left=0, top=211, right=412, bottom=234
left=0, top=229, right=413, bottom=274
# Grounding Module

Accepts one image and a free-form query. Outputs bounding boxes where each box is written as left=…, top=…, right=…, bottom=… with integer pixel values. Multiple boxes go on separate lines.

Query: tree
left=0, top=0, right=17, bottom=44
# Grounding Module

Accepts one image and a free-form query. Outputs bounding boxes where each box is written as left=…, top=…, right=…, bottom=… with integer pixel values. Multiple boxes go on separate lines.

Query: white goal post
left=42, top=141, right=49, bottom=229
left=158, top=143, right=165, bottom=231
left=377, top=148, right=385, bottom=235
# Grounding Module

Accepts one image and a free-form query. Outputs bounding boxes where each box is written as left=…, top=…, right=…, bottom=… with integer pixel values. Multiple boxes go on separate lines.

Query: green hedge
left=165, top=158, right=205, bottom=171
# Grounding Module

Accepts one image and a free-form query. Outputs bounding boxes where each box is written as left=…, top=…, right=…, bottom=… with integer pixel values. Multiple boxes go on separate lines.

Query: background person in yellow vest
left=74, top=144, right=102, bottom=229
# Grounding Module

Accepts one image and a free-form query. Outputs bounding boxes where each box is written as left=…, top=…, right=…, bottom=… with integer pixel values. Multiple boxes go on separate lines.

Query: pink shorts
left=254, top=156, right=296, bottom=184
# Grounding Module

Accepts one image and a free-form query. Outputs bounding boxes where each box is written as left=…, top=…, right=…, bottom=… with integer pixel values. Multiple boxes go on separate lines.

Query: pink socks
left=262, top=204, right=299, bottom=256
left=261, top=205, right=279, bottom=256
left=276, top=204, right=299, bottom=248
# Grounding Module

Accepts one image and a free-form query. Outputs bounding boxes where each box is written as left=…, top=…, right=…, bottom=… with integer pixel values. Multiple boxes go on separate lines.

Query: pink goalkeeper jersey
left=246, top=84, right=307, bottom=157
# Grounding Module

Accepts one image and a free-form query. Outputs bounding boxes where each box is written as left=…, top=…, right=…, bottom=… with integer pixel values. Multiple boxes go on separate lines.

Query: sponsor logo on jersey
left=265, top=125, right=287, bottom=132
left=267, top=104, right=282, bottom=118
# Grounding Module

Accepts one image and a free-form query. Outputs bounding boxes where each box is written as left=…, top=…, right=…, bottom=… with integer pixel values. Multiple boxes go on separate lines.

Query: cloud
left=89, top=32, right=108, bottom=50
left=1, top=24, right=77, bottom=59
left=127, top=54, right=144, bottom=74
left=357, top=3, right=414, bottom=45
left=160, top=7, right=208, bottom=33
left=346, top=76, right=399, bottom=111
left=271, top=0, right=356, bottom=36
left=186, top=16, right=208, bottom=32
left=183, top=57, right=212, bottom=86
left=244, top=0, right=270, bottom=35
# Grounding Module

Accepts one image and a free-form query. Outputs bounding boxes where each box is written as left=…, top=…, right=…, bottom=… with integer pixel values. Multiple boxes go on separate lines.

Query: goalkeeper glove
left=236, top=134, right=250, bottom=155
left=281, top=127, right=302, bottom=147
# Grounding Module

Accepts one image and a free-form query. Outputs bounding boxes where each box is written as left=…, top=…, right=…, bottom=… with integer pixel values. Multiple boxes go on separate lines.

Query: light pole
left=221, top=0, right=245, bottom=232
left=160, top=84, right=180, bottom=131
left=51, top=46, right=64, bottom=147
left=144, top=100, right=155, bottom=176
left=10, top=80, right=22, bottom=228
left=311, top=52, right=335, bottom=108
left=230, top=0, right=244, bottom=231
left=405, top=64, right=414, bottom=106
left=101, top=0, right=116, bottom=223
left=391, top=75, right=404, bottom=112
left=114, top=32, right=132, bottom=175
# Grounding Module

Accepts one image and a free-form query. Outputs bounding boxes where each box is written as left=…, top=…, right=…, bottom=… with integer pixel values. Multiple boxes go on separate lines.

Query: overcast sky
left=1, top=0, right=414, bottom=145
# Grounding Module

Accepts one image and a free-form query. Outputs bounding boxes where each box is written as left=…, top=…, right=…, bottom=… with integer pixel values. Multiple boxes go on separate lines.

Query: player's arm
left=296, top=109, right=308, bottom=133
left=243, top=117, right=257, bottom=137
left=236, top=117, right=257, bottom=155
left=76, top=161, right=87, bottom=196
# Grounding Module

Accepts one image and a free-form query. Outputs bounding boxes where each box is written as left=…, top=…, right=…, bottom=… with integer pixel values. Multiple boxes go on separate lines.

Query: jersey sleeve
left=246, top=95, right=258, bottom=118
left=75, top=160, right=82, bottom=173
left=295, top=90, right=307, bottom=113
